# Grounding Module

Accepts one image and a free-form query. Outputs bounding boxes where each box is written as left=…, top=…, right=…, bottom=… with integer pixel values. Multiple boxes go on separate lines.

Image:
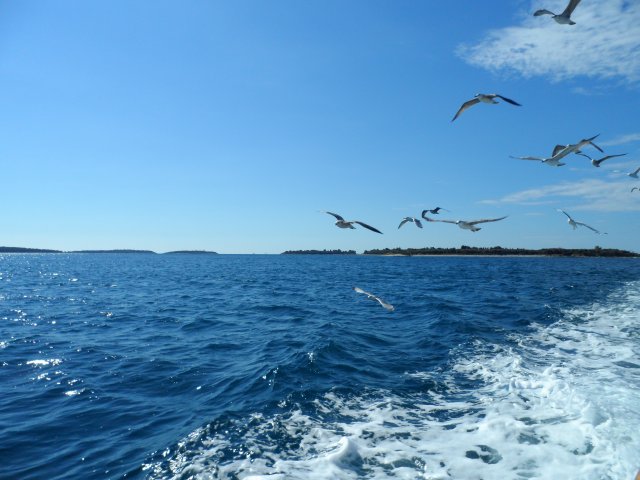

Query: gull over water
left=557, top=209, right=606, bottom=234
left=451, top=94, right=521, bottom=122
left=353, top=287, right=394, bottom=312
left=423, top=215, right=508, bottom=232
left=322, top=211, right=383, bottom=234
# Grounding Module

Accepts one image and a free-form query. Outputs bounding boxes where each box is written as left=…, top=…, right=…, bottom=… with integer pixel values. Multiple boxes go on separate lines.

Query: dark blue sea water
left=1, top=253, right=639, bottom=479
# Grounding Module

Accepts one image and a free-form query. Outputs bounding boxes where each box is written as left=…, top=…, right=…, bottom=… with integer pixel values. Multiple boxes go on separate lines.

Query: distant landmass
left=2, top=246, right=637, bottom=257
left=0, top=246, right=219, bottom=255
left=0, top=246, right=62, bottom=253
left=282, top=249, right=357, bottom=255
left=70, top=249, right=157, bottom=254
left=363, top=246, right=639, bottom=257
left=164, top=250, right=218, bottom=255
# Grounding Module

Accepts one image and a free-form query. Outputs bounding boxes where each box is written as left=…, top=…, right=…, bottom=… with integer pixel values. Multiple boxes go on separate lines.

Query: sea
left=1, top=253, right=639, bottom=480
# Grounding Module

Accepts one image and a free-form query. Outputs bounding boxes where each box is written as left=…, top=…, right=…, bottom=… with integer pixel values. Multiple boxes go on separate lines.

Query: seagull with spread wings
left=510, top=154, right=567, bottom=167
left=398, top=217, right=423, bottom=229
left=512, top=134, right=601, bottom=167
left=557, top=209, right=605, bottom=234
left=534, top=0, right=582, bottom=25
left=551, top=137, right=603, bottom=159
left=423, top=215, right=508, bottom=232
left=576, top=152, right=627, bottom=167
left=451, top=94, right=521, bottom=122
left=322, top=211, right=383, bottom=234
left=353, top=287, right=394, bottom=312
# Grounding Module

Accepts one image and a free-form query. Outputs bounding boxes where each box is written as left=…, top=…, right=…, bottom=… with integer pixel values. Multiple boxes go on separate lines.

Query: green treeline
left=282, top=249, right=357, bottom=255
left=363, top=246, right=639, bottom=257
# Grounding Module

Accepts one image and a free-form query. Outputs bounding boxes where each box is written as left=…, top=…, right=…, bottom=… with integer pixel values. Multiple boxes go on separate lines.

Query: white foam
left=146, top=281, right=640, bottom=480
left=26, top=358, right=62, bottom=367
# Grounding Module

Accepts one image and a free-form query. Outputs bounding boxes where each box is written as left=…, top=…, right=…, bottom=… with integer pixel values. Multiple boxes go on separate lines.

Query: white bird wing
left=563, top=0, right=581, bottom=16
left=353, top=286, right=372, bottom=296
left=375, top=296, right=395, bottom=312
left=451, top=98, right=480, bottom=122
left=353, top=287, right=394, bottom=311
left=494, top=94, right=522, bottom=106
left=632, top=187, right=639, bottom=192
left=468, top=216, right=508, bottom=225
left=398, top=218, right=410, bottom=229
left=414, top=218, right=423, bottom=228
left=325, top=211, right=345, bottom=221
left=353, top=221, right=383, bottom=234
left=575, top=221, right=601, bottom=234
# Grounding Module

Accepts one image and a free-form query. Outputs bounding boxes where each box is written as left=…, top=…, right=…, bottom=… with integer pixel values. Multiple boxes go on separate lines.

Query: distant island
left=2, top=245, right=637, bottom=257
left=0, top=246, right=62, bottom=253
left=282, top=249, right=357, bottom=255
left=0, top=247, right=217, bottom=255
left=363, top=246, right=639, bottom=257
left=70, top=249, right=157, bottom=254
left=164, top=250, right=218, bottom=255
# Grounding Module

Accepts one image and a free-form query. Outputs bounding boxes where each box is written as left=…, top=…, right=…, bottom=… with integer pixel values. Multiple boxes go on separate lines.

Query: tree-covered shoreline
left=363, top=246, right=639, bottom=257
left=281, top=249, right=356, bottom=255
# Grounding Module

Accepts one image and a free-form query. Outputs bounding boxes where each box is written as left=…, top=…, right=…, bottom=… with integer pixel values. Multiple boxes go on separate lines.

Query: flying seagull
left=353, top=287, right=394, bottom=312
left=423, top=215, right=508, bottom=232
left=398, top=217, right=423, bottom=229
left=557, top=209, right=605, bottom=234
left=550, top=134, right=602, bottom=161
left=422, top=207, right=449, bottom=217
left=323, top=211, right=383, bottom=234
left=576, top=152, right=627, bottom=167
left=451, top=94, right=521, bottom=122
left=551, top=138, right=603, bottom=158
left=512, top=134, right=601, bottom=167
left=534, top=0, right=581, bottom=25
left=510, top=154, right=567, bottom=167
left=627, top=167, right=640, bottom=179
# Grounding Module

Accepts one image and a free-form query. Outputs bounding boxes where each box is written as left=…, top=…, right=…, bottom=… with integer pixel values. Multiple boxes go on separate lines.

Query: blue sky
left=1, top=0, right=639, bottom=253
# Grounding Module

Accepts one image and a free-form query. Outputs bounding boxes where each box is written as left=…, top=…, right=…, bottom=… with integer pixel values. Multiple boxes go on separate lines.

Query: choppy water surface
left=1, top=253, right=639, bottom=479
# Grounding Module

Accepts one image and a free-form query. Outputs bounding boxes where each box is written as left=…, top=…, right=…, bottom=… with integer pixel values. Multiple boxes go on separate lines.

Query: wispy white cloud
left=457, top=0, right=640, bottom=84
left=482, top=178, right=640, bottom=212
left=601, top=132, right=640, bottom=146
